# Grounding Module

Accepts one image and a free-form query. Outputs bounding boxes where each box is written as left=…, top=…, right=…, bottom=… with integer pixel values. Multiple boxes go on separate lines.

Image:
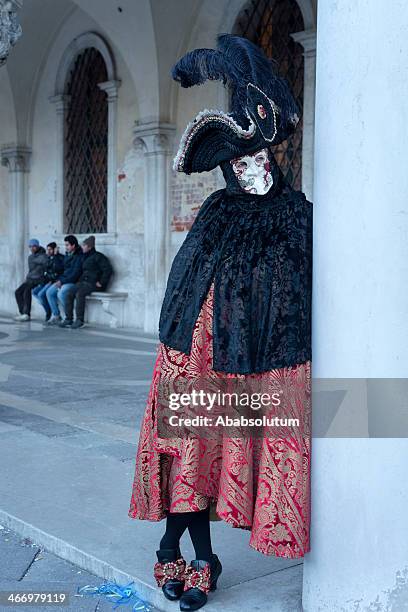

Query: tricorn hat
left=172, top=34, right=299, bottom=174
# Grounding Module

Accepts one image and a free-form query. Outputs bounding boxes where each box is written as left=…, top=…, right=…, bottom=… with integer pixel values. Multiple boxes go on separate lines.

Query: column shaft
left=49, top=94, right=70, bottom=233
left=303, top=2, right=408, bottom=609
left=1, top=145, right=31, bottom=286
left=133, top=123, right=175, bottom=333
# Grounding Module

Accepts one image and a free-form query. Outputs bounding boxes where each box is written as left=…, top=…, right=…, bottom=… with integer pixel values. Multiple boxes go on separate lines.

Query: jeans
left=46, top=283, right=76, bottom=317
left=32, top=282, right=52, bottom=318
left=64, top=282, right=96, bottom=321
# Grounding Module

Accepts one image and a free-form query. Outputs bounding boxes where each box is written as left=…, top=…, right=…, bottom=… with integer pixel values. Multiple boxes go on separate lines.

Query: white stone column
left=303, top=2, right=408, bottom=610
left=1, top=145, right=31, bottom=285
left=291, top=29, right=316, bottom=201
left=49, top=94, right=70, bottom=233
left=98, top=79, right=121, bottom=234
left=133, top=122, right=176, bottom=333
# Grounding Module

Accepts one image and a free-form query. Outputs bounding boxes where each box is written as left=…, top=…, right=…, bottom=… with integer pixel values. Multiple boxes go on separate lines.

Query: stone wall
left=0, top=0, right=316, bottom=329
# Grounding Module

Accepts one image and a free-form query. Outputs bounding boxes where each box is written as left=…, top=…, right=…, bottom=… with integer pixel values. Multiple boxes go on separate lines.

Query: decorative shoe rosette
left=183, top=562, right=211, bottom=594
left=153, top=557, right=186, bottom=587
left=172, top=33, right=299, bottom=175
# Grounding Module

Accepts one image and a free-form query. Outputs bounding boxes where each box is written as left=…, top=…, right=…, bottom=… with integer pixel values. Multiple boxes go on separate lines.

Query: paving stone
left=0, top=527, right=153, bottom=611
left=0, top=405, right=87, bottom=438
left=0, top=583, right=120, bottom=611
left=92, top=442, right=137, bottom=461
left=0, top=528, right=40, bottom=581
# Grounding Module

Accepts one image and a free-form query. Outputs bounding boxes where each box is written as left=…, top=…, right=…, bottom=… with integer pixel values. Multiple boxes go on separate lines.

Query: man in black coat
left=60, top=236, right=113, bottom=329
left=32, top=242, right=65, bottom=322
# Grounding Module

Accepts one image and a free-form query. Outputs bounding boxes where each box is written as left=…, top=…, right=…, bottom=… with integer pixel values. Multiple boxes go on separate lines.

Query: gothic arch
left=52, top=31, right=120, bottom=235
left=55, top=31, right=116, bottom=95
left=221, top=0, right=315, bottom=32
left=226, top=0, right=316, bottom=197
left=231, top=0, right=305, bottom=190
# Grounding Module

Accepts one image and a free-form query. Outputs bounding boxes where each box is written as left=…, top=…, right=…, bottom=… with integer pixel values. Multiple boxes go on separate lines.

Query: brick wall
left=169, top=169, right=219, bottom=232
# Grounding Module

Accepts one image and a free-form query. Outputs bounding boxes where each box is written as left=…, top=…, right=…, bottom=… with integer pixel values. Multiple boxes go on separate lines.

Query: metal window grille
left=233, top=0, right=304, bottom=190
left=64, top=47, right=108, bottom=233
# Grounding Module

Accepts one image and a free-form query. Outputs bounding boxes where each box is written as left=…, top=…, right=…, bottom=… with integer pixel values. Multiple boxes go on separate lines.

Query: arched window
left=233, top=0, right=304, bottom=190
left=64, top=48, right=108, bottom=233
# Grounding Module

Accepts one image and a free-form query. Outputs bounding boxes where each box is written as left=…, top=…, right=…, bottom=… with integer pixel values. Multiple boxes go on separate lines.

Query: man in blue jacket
left=45, top=235, right=83, bottom=325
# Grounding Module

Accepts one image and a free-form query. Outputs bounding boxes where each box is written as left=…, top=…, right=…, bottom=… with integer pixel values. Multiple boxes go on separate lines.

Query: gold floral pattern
left=153, top=557, right=186, bottom=587
left=128, top=283, right=311, bottom=559
left=183, top=563, right=211, bottom=593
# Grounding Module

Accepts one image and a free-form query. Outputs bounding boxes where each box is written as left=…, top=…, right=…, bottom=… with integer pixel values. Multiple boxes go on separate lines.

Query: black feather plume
left=171, top=33, right=298, bottom=130
left=216, top=34, right=297, bottom=126
left=171, top=49, right=229, bottom=88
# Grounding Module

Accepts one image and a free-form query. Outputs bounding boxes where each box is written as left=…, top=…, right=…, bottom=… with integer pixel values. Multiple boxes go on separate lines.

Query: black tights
left=159, top=507, right=213, bottom=562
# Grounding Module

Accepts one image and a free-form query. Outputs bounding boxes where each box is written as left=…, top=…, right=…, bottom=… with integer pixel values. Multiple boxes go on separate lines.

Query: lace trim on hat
left=173, top=108, right=257, bottom=172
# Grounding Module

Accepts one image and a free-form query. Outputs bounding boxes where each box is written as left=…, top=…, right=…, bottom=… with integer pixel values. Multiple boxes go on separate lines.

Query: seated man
left=45, top=235, right=84, bottom=325
left=60, top=236, right=113, bottom=329
left=14, top=239, right=47, bottom=322
left=32, top=242, right=64, bottom=323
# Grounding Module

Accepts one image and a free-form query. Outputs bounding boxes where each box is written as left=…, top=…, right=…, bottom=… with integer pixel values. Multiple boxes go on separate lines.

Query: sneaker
left=45, top=315, right=61, bottom=326
left=42, top=314, right=54, bottom=327
left=14, top=314, right=30, bottom=322
left=59, top=319, right=73, bottom=328
left=71, top=319, right=85, bottom=329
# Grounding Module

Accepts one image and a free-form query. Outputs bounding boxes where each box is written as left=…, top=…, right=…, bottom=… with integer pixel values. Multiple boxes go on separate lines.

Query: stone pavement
left=0, top=524, right=119, bottom=611
left=0, top=316, right=303, bottom=612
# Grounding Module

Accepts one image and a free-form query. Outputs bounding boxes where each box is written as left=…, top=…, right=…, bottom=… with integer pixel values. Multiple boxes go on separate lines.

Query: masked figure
left=128, top=34, right=312, bottom=611
left=230, top=147, right=273, bottom=194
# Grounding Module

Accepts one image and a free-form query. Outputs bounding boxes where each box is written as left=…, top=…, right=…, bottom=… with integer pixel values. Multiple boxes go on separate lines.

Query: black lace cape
left=159, top=169, right=312, bottom=374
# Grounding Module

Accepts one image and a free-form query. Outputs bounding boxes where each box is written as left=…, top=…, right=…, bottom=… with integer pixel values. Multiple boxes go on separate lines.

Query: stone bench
left=85, top=291, right=128, bottom=328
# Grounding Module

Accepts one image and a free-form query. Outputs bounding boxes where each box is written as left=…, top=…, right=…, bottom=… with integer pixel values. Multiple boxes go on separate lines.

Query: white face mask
left=230, top=147, right=273, bottom=195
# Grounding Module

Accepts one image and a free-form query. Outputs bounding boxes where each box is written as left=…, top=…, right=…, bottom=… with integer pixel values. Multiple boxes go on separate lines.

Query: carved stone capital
left=98, top=79, right=121, bottom=102
left=1, top=144, right=31, bottom=173
left=49, top=94, right=71, bottom=115
left=133, top=122, right=176, bottom=155
left=291, top=29, right=317, bottom=58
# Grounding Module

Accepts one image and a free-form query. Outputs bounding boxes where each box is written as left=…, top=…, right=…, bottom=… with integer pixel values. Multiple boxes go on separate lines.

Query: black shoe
left=154, top=547, right=186, bottom=601
left=179, top=554, right=222, bottom=611
left=59, top=319, right=73, bottom=328
left=71, top=319, right=84, bottom=329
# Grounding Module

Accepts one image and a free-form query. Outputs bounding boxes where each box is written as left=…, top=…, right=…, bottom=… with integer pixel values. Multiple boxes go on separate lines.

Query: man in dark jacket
left=14, top=239, right=48, bottom=322
left=32, top=242, right=64, bottom=322
left=45, top=235, right=84, bottom=325
left=60, top=236, right=113, bottom=329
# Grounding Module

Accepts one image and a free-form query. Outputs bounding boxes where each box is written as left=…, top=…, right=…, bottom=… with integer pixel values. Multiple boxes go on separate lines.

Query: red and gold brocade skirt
left=128, top=284, right=311, bottom=559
